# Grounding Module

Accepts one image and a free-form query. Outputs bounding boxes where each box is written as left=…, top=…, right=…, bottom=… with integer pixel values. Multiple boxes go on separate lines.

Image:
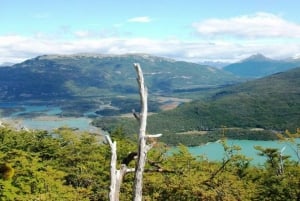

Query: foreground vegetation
left=0, top=126, right=299, bottom=200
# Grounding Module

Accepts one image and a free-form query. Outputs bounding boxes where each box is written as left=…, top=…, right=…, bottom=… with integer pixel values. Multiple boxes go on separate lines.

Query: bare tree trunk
left=106, top=135, right=119, bottom=201
left=106, top=135, right=134, bottom=201
left=106, top=63, right=161, bottom=201
left=132, top=63, right=161, bottom=201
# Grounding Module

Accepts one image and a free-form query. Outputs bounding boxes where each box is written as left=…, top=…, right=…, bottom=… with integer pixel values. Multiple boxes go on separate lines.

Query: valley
left=0, top=53, right=299, bottom=146
left=0, top=95, right=191, bottom=134
left=3, top=2, right=300, bottom=200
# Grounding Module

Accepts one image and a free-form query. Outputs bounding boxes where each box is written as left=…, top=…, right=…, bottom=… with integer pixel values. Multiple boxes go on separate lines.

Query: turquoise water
left=22, top=117, right=93, bottom=131
left=0, top=103, right=104, bottom=134
left=1, top=103, right=299, bottom=164
left=187, top=139, right=300, bottom=165
left=12, top=105, right=62, bottom=117
left=0, top=102, right=62, bottom=117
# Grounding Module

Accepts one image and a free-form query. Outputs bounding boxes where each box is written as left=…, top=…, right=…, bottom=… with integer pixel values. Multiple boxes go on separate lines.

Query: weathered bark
left=132, top=63, right=161, bottom=201
left=105, top=135, right=134, bottom=201
left=105, top=135, right=117, bottom=201
left=106, top=63, right=162, bottom=201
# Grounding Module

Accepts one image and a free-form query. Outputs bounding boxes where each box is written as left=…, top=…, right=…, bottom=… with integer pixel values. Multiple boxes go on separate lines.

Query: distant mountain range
left=223, top=53, right=300, bottom=78
left=0, top=54, right=241, bottom=101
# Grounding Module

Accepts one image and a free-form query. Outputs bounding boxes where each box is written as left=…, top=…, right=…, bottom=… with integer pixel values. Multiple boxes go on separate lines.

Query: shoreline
left=0, top=115, right=107, bottom=136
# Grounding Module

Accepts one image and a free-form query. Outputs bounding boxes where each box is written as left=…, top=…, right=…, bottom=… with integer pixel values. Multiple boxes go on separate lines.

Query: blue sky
left=1, top=0, right=300, bottom=64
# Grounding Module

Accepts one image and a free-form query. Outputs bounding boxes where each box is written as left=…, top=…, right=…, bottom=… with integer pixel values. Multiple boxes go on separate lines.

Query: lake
left=1, top=102, right=299, bottom=164
left=187, top=139, right=300, bottom=165
left=0, top=102, right=106, bottom=135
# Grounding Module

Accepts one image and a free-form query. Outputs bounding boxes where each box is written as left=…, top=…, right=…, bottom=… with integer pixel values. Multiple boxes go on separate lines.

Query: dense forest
left=0, top=125, right=299, bottom=200
left=93, top=67, right=300, bottom=146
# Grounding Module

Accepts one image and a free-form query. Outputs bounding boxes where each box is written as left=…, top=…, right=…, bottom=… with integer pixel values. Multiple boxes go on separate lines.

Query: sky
left=1, top=0, right=300, bottom=65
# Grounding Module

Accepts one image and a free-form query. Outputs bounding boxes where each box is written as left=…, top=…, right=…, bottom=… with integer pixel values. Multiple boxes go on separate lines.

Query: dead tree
left=106, top=63, right=161, bottom=201
left=132, top=63, right=162, bottom=201
left=105, top=135, right=135, bottom=201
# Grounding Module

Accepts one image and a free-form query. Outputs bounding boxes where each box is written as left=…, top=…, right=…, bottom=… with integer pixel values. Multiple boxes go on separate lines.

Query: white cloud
left=193, top=12, right=300, bottom=38
left=2, top=22, right=300, bottom=65
left=127, top=16, right=152, bottom=23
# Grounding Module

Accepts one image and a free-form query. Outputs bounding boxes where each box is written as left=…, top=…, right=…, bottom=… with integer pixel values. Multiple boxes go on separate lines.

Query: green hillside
left=0, top=54, right=240, bottom=101
left=93, top=67, right=300, bottom=145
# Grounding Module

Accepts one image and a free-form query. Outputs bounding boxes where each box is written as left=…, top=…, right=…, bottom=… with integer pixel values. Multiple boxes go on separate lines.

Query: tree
left=106, top=63, right=161, bottom=201
left=105, top=135, right=136, bottom=201
left=132, top=63, right=162, bottom=201
left=277, top=129, right=300, bottom=163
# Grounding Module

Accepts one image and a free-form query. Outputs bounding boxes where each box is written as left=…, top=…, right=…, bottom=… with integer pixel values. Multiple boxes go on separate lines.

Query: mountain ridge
left=240, top=53, right=272, bottom=62
left=223, top=53, right=300, bottom=78
left=0, top=53, right=241, bottom=101
left=36, top=53, right=178, bottom=63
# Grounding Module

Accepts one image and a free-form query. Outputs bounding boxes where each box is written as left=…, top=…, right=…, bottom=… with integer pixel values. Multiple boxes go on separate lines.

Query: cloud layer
left=193, top=12, right=300, bottom=38
left=1, top=13, right=300, bottom=65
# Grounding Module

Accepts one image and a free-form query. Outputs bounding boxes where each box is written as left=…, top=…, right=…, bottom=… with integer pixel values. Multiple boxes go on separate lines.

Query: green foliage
left=93, top=67, right=300, bottom=146
left=277, top=129, right=300, bottom=163
left=0, top=163, right=14, bottom=180
left=0, top=127, right=106, bottom=200
left=95, top=97, right=160, bottom=116
left=0, top=126, right=300, bottom=200
left=93, top=117, right=279, bottom=146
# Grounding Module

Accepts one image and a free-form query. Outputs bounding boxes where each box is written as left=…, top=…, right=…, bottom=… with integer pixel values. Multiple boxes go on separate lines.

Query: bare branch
left=132, top=109, right=140, bottom=121
left=105, top=135, right=114, bottom=147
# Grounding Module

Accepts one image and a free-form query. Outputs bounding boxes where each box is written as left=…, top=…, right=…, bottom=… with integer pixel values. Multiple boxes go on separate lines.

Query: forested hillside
left=0, top=126, right=299, bottom=200
left=0, top=54, right=240, bottom=101
left=93, top=67, right=300, bottom=145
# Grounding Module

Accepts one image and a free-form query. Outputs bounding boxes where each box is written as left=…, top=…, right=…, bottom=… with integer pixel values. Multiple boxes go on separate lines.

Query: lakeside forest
left=0, top=126, right=300, bottom=200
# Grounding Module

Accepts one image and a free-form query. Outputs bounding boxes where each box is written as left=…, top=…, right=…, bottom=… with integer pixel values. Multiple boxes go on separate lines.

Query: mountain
left=152, top=67, right=300, bottom=132
left=95, top=67, right=300, bottom=144
left=0, top=54, right=241, bottom=101
left=223, top=53, right=300, bottom=78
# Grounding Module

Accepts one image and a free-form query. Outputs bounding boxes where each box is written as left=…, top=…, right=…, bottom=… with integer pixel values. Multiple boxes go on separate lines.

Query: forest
left=0, top=125, right=299, bottom=201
